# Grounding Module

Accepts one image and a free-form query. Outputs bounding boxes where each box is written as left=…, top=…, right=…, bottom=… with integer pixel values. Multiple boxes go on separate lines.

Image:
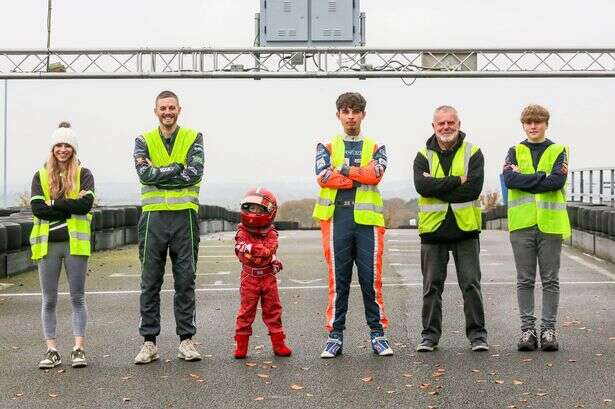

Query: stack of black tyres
left=95, top=207, right=116, bottom=251
left=0, top=224, right=7, bottom=278
left=124, top=206, right=139, bottom=244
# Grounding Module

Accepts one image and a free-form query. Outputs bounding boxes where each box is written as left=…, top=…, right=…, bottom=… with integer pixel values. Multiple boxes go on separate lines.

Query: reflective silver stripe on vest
left=30, top=235, right=49, bottom=245
left=357, top=184, right=380, bottom=193
left=141, top=185, right=200, bottom=194
left=355, top=203, right=384, bottom=213
left=317, top=197, right=333, bottom=206
left=419, top=203, right=449, bottom=213
left=142, top=196, right=199, bottom=206
left=508, top=195, right=535, bottom=208
left=450, top=200, right=480, bottom=211
left=70, top=232, right=91, bottom=241
left=537, top=201, right=567, bottom=211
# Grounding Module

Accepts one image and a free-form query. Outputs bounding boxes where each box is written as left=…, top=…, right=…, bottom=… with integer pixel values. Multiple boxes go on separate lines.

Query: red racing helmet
left=240, top=187, right=278, bottom=230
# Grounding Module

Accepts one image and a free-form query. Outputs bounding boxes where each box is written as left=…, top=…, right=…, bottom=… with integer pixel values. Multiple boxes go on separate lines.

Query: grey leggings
left=38, top=241, right=89, bottom=339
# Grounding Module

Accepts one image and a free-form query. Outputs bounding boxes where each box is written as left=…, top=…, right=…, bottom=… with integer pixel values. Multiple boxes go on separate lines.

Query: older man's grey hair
left=433, top=105, right=459, bottom=121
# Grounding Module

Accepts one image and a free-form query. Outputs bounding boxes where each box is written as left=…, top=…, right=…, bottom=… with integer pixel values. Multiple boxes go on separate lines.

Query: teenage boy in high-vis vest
left=312, top=92, right=392, bottom=358
left=133, top=90, right=204, bottom=364
left=503, top=104, right=570, bottom=352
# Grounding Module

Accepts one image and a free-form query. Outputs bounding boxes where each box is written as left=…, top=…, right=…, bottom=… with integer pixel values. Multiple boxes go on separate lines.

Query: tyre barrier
left=0, top=204, right=256, bottom=278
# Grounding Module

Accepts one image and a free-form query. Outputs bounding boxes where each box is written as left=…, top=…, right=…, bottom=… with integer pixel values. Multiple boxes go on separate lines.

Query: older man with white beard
left=412, top=105, right=488, bottom=352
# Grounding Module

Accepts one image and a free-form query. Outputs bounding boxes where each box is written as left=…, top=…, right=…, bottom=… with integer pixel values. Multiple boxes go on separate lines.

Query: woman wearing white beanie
left=29, top=121, right=95, bottom=369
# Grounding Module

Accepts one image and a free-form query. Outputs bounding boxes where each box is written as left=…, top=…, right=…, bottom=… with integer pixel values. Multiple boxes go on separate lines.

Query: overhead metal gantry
left=1, top=47, right=615, bottom=79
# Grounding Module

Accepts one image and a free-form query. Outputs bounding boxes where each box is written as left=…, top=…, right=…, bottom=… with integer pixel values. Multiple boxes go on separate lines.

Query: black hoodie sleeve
left=413, top=152, right=461, bottom=197
left=530, top=151, right=567, bottom=193
left=30, top=171, right=71, bottom=221
left=52, top=168, right=95, bottom=215
left=502, top=146, right=546, bottom=190
left=436, top=149, right=484, bottom=203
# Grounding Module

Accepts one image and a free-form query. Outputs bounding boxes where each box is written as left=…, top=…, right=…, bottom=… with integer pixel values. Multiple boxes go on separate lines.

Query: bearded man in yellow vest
left=414, top=105, right=488, bottom=353
left=503, top=104, right=570, bottom=352
left=312, top=92, right=392, bottom=358
left=133, top=90, right=204, bottom=364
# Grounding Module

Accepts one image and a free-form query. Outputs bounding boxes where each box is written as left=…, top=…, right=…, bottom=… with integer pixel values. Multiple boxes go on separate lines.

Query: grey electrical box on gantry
left=256, top=0, right=365, bottom=46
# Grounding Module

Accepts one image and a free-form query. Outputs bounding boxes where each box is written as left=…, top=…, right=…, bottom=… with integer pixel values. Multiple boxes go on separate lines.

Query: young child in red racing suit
left=233, top=187, right=292, bottom=359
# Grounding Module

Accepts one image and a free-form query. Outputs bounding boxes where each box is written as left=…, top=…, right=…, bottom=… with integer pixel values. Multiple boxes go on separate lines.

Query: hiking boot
left=320, top=334, right=343, bottom=359
left=517, top=329, right=538, bottom=351
left=134, top=341, right=159, bottom=365
left=370, top=331, right=394, bottom=356
left=471, top=339, right=490, bottom=352
left=39, top=349, right=61, bottom=369
left=416, top=339, right=438, bottom=352
left=234, top=334, right=250, bottom=359
left=178, top=339, right=202, bottom=361
left=270, top=333, right=292, bottom=357
left=70, top=347, right=87, bottom=368
left=540, top=328, right=559, bottom=351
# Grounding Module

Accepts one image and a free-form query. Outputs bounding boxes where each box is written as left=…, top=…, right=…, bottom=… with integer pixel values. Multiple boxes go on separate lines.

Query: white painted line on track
left=198, top=255, right=235, bottom=258
left=566, top=254, right=615, bottom=280
left=389, top=262, right=504, bottom=267
left=109, top=272, right=231, bottom=277
left=2, top=281, right=613, bottom=297
left=199, top=245, right=233, bottom=248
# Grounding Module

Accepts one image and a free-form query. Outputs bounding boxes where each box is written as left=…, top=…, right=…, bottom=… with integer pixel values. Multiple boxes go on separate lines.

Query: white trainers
left=178, top=339, right=202, bottom=361
left=134, top=341, right=159, bottom=365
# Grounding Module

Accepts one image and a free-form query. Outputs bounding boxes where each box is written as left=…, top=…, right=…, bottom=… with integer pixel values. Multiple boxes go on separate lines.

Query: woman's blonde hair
left=46, top=122, right=79, bottom=200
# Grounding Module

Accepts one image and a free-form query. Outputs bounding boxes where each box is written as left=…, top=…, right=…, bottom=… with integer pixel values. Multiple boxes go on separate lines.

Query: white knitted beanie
left=50, top=121, right=78, bottom=152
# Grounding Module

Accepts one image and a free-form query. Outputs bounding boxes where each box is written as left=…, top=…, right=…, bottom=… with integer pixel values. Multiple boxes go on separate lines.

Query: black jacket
left=502, top=139, right=567, bottom=193
left=413, top=132, right=484, bottom=244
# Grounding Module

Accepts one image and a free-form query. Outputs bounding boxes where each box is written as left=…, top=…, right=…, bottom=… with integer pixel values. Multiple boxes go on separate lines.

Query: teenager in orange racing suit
left=233, top=188, right=292, bottom=359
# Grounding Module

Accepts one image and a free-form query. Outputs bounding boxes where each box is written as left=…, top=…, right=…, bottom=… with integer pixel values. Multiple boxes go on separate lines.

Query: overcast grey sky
left=1, top=1, right=614, bottom=205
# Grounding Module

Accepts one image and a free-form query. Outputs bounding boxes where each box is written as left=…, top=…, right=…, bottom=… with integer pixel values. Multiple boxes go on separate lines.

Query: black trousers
left=420, top=238, right=487, bottom=343
left=138, top=209, right=200, bottom=338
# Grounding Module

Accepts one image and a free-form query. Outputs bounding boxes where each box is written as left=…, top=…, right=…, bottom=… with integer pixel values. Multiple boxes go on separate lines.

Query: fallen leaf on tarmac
left=427, top=406, right=437, bottom=409
left=57, top=369, right=65, bottom=374
left=568, top=359, right=577, bottom=363
left=263, top=361, right=272, bottom=364
left=254, top=397, right=264, bottom=401
left=245, top=362, right=257, bottom=367
left=536, top=393, right=548, bottom=397
left=609, top=337, right=615, bottom=341
left=204, top=354, right=213, bottom=358
left=491, top=354, right=500, bottom=357
left=49, top=393, right=59, bottom=398
left=519, top=399, right=528, bottom=404
left=306, top=393, right=314, bottom=397
left=405, top=384, right=413, bottom=388
left=257, top=374, right=270, bottom=378
left=122, top=398, right=131, bottom=403
left=290, top=384, right=304, bottom=390
left=13, top=393, right=23, bottom=398
left=521, top=358, right=532, bottom=362
left=189, top=374, right=201, bottom=379
left=546, top=363, right=553, bottom=367
left=196, top=379, right=206, bottom=383
left=595, top=354, right=603, bottom=357
left=575, top=405, right=585, bottom=408
left=419, top=383, right=431, bottom=390
left=471, top=369, right=480, bottom=373
left=386, top=390, right=396, bottom=394
left=403, top=373, right=413, bottom=378
left=254, top=345, right=264, bottom=350
left=270, top=365, right=278, bottom=369
left=476, top=380, right=487, bottom=383
left=507, top=406, right=517, bottom=409
left=488, top=372, right=497, bottom=376
left=429, top=391, right=439, bottom=396
left=103, top=354, right=110, bottom=358
left=165, top=359, right=171, bottom=363
left=301, top=367, right=310, bottom=371
left=512, top=380, right=523, bottom=385
left=495, top=380, right=504, bottom=385
left=11, top=346, right=20, bottom=350
left=432, top=372, right=444, bottom=378
left=361, top=377, right=373, bottom=383
left=604, top=399, right=613, bottom=403
left=121, top=376, right=132, bottom=381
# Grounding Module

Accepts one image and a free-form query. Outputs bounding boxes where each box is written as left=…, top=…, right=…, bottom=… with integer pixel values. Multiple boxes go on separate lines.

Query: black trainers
left=70, top=347, right=88, bottom=368
left=540, top=328, right=559, bottom=351
left=416, top=339, right=438, bottom=352
left=517, top=329, right=538, bottom=351
left=39, top=349, right=61, bottom=369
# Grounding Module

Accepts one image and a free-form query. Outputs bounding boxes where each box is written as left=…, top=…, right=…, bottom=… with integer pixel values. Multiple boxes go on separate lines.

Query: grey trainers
left=178, top=339, right=202, bottom=361
left=471, top=339, right=490, bottom=352
left=416, top=339, right=438, bottom=352
left=39, top=349, right=61, bottom=369
left=134, top=341, right=159, bottom=365
left=540, top=329, right=559, bottom=351
left=70, top=347, right=87, bottom=368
